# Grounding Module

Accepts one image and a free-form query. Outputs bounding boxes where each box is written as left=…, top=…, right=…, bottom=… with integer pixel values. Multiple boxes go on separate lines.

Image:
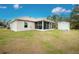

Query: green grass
left=0, top=29, right=79, bottom=54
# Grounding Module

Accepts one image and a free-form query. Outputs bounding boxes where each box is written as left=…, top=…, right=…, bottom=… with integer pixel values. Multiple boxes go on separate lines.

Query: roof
left=58, top=21, right=70, bottom=23
left=10, top=16, right=54, bottom=23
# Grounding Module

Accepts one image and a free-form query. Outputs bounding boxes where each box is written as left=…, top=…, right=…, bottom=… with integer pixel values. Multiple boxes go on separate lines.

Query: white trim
left=42, top=20, right=44, bottom=30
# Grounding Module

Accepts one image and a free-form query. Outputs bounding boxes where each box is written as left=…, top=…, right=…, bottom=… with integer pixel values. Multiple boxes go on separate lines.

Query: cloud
left=65, top=10, right=71, bottom=12
left=13, top=4, right=22, bottom=9
left=52, top=7, right=71, bottom=14
left=0, top=6, right=7, bottom=9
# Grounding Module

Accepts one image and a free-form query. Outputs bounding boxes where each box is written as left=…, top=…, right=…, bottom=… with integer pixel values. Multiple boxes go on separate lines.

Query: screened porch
left=35, top=21, right=55, bottom=30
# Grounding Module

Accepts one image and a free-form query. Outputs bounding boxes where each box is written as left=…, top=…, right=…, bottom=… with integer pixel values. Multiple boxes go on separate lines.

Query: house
left=10, top=17, right=70, bottom=31
left=58, top=21, right=70, bottom=31
left=10, top=17, right=55, bottom=31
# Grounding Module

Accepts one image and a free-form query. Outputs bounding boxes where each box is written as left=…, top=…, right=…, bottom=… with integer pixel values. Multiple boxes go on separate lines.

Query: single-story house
left=10, top=17, right=55, bottom=31
left=10, top=17, right=70, bottom=31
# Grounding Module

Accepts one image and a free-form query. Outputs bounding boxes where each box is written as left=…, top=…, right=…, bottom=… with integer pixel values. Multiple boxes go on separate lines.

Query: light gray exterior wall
left=10, top=21, right=35, bottom=31
left=58, top=22, right=70, bottom=31
left=17, top=21, right=35, bottom=31
left=10, top=21, right=18, bottom=31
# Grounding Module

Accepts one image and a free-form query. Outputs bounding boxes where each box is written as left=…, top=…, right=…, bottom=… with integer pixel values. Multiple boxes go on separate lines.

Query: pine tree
left=70, top=4, right=79, bottom=29
left=71, top=4, right=79, bottom=21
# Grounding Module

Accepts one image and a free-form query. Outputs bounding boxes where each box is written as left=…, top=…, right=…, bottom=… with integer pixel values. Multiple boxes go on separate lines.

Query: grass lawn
left=0, top=29, right=79, bottom=54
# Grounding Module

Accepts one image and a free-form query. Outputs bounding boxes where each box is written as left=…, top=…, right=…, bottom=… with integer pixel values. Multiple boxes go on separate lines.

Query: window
left=24, top=22, right=28, bottom=28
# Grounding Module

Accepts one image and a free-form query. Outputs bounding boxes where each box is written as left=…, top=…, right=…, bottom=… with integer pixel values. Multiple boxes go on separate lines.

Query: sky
left=0, top=4, right=74, bottom=21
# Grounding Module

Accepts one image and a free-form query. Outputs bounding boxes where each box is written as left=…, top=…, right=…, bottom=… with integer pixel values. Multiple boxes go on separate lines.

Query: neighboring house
left=58, top=21, right=70, bottom=31
left=10, top=17, right=55, bottom=31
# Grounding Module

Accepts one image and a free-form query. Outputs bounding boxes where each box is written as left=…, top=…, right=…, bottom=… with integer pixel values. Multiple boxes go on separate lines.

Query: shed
left=58, top=21, right=70, bottom=31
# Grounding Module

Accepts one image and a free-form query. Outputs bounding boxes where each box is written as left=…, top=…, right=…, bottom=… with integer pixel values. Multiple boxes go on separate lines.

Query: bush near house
left=70, top=21, right=79, bottom=29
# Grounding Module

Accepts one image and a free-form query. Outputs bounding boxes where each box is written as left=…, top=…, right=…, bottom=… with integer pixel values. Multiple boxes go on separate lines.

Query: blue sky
left=0, top=4, right=74, bottom=21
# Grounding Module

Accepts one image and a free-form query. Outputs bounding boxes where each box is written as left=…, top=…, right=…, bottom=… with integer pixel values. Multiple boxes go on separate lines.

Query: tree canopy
left=71, top=4, right=79, bottom=21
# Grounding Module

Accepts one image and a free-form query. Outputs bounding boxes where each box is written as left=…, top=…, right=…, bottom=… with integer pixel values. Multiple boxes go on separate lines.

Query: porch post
left=42, top=20, right=44, bottom=30
left=49, top=22, right=51, bottom=29
left=51, top=22, right=52, bottom=29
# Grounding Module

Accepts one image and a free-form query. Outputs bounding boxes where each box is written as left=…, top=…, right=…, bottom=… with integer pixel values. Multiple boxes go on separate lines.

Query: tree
left=47, top=14, right=62, bottom=21
left=70, top=4, right=79, bottom=29
left=47, top=15, right=53, bottom=20
left=71, top=5, right=79, bottom=20
left=47, top=14, right=63, bottom=29
left=0, top=19, right=8, bottom=28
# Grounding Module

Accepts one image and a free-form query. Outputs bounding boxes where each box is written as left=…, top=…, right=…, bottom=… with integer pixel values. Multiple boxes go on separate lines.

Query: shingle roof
left=10, top=16, right=54, bottom=23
